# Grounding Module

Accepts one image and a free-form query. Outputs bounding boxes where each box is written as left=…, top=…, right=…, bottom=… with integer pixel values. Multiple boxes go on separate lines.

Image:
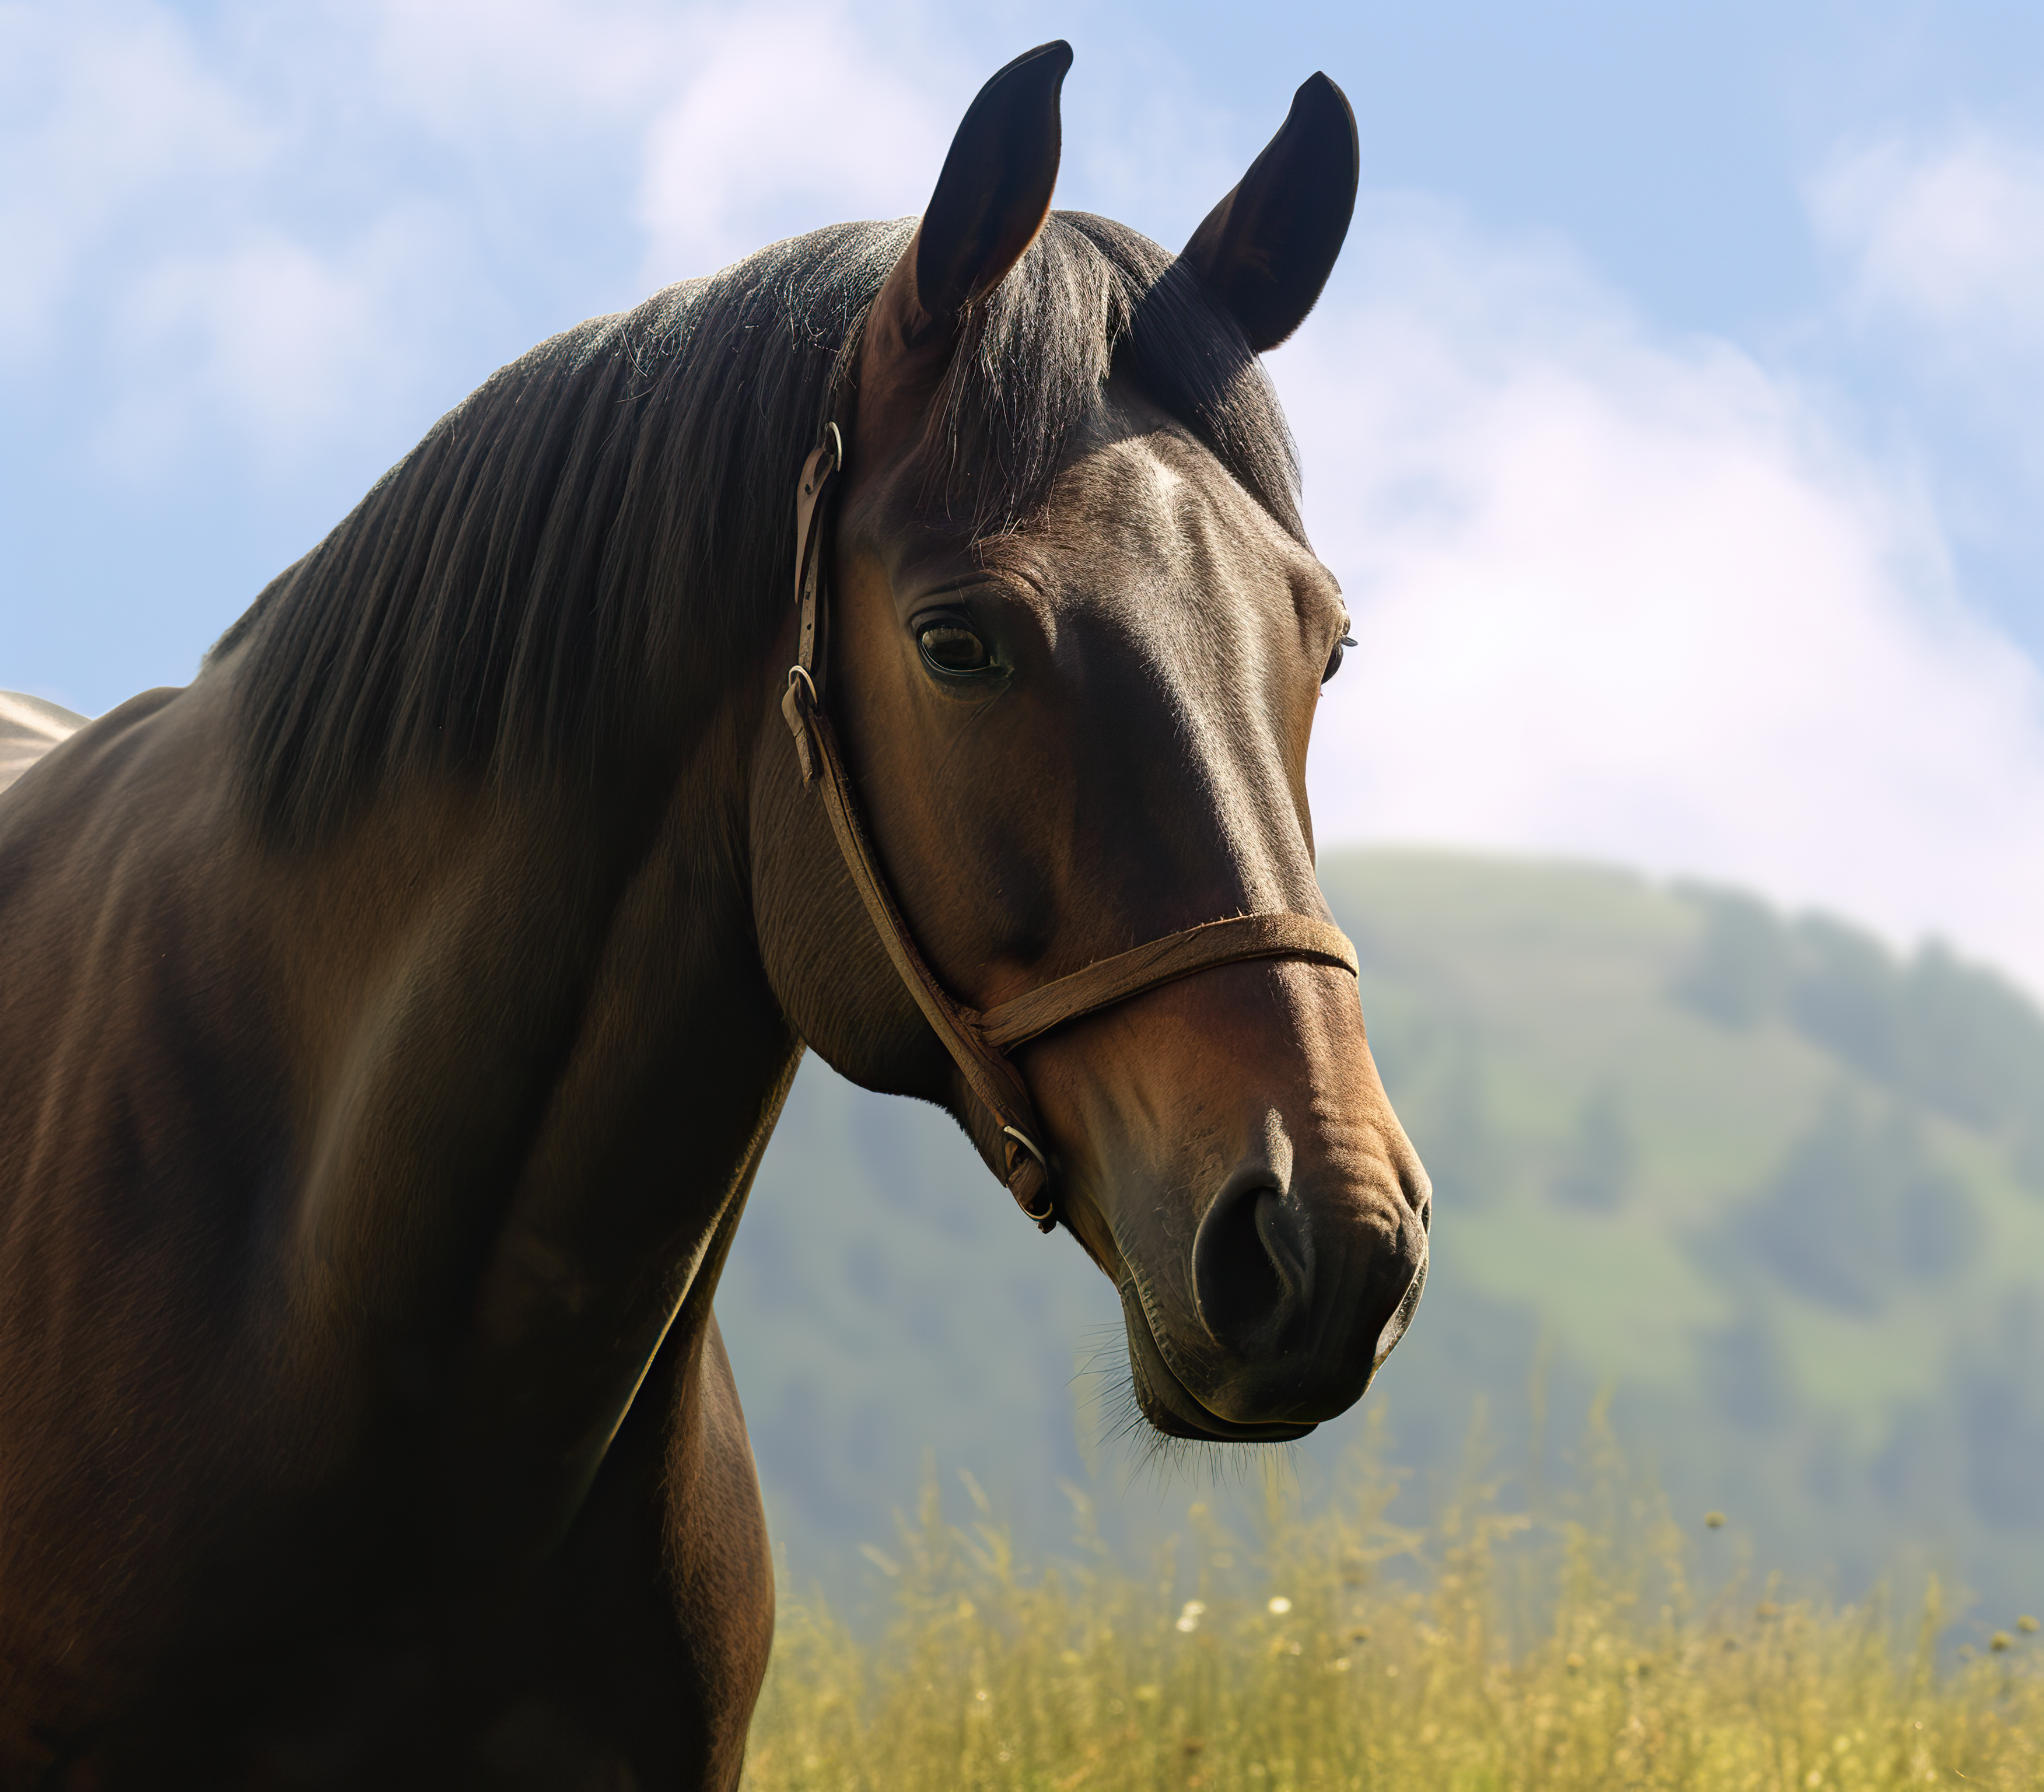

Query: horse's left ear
left=1181, top=74, right=1359, bottom=352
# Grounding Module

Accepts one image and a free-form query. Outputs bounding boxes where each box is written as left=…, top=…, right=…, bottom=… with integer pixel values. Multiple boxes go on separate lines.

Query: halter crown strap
left=779, top=426, right=1359, bottom=1233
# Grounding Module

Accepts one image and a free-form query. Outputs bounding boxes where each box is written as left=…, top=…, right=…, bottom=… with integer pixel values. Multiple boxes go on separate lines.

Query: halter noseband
left=778, top=425, right=1360, bottom=1233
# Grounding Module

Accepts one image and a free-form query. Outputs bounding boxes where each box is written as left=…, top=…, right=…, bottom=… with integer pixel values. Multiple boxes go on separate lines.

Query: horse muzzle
left=1114, top=1174, right=1429, bottom=1443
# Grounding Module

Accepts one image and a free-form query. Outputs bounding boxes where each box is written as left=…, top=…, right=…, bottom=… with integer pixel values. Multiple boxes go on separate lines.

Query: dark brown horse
left=0, top=43, right=1429, bottom=1789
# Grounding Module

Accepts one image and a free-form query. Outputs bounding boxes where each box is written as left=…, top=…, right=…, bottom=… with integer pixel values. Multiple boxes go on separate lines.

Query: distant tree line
left=1674, top=886, right=2044, bottom=1190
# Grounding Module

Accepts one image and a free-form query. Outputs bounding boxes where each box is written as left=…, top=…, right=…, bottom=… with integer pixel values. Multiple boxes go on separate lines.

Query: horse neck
left=258, top=668, right=798, bottom=1551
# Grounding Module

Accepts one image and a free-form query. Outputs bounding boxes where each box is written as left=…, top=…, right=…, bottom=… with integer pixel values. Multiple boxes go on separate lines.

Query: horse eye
left=918, top=622, right=994, bottom=675
left=1323, top=634, right=1357, bottom=684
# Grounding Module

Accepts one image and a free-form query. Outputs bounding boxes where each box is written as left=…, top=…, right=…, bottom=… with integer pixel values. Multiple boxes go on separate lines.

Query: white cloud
left=1282, top=200, right=2044, bottom=992
left=0, top=0, right=976, bottom=465
left=1811, top=130, right=2044, bottom=370
left=0, top=0, right=269, bottom=354
left=99, top=205, right=470, bottom=466
left=632, top=6, right=960, bottom=282
left=363, top=0, right=690, bottom=141
left=1, top=1, right=472, bottom=466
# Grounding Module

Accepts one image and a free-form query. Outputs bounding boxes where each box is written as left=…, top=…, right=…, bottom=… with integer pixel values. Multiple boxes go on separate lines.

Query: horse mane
left=214, top=214, right=1304, bottom=842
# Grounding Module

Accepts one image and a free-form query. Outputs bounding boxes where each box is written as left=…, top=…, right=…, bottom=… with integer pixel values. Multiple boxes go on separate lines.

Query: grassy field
left=742, top=1410, right=2044, bottom=1791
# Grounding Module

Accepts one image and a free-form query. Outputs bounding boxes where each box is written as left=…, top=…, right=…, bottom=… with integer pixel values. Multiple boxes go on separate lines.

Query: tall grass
left=743, top=1406, right=2044, bottom=1790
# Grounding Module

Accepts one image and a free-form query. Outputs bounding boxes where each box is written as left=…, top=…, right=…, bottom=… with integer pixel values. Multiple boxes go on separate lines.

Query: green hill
left=719, top=850, right=2044, bottom=1614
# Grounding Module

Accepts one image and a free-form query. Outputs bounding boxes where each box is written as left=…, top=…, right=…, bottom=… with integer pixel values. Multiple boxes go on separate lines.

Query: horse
left=0, top=694, right=85, bottom=799
left=0, top=42, right=1430, bottom=1788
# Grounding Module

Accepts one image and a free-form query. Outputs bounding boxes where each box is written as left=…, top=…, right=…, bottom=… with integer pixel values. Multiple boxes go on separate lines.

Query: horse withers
left=0, top=43, right=1429, bottom=1789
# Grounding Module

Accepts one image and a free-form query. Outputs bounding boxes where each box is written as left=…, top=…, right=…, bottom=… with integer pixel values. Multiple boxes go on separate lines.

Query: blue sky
left=6, top=0, right=2044, bottom=986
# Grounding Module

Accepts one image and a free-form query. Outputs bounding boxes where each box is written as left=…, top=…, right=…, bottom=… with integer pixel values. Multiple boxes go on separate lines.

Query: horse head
left=754, top=44, right=1428, bottom=1444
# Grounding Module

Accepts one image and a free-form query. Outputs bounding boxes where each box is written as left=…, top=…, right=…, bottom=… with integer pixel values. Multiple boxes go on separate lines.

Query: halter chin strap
left=779, top=427, right=1359, bottom=1233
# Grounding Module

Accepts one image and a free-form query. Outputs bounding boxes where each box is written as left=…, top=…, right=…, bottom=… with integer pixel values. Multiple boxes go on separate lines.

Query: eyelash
left=916, top=615, right=998, bottom=677
left=1324, top=629, right=1357, bottom=684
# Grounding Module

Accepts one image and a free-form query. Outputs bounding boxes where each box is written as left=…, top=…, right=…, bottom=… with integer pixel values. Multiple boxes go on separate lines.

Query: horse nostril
left=1401, top=1160, right=1433, bottom=1233
left=1192, top=1178, right=1310, bottom=1351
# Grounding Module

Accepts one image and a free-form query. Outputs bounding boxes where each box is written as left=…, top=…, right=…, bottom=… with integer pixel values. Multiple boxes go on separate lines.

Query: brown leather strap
left=974, top=912, right=1358, bottom=1050
left=778, top=426, right=1360, bottom=1233
left=780, top=429, right=1055, bottom=1223
left=782, top=668, right=1055, bottom=1221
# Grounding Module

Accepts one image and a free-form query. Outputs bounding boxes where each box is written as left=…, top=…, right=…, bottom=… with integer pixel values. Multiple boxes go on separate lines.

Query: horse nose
left=1191, top=1161, right=1430, bottom=1405
left=1191, top=1172, right=1312, bottom=1354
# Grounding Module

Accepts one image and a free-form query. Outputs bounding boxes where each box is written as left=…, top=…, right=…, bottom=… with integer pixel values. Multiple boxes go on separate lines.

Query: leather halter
left=778, top=425, right=1360, bottom=1233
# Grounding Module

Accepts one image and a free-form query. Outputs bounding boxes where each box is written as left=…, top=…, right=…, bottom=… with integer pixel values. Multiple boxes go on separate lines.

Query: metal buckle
left=1002, top=1126, right=1055, bottom=1226
left=1002, top=1124, right=1048, bottom=1169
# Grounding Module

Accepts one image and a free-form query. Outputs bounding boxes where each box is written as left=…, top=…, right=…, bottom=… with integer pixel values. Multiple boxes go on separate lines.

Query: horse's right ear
left=856, top=43, right=1069, bottom=450
left=1181, top=74, right=1359, bottom=352
left=916, top=40, right=1070, bottom=318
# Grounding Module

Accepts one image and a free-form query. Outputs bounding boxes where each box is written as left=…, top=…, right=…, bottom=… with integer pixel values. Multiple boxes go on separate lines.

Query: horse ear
left=1181, top=73, right=1359, bottom=352
left=914, top=41, right=1072, bottom=326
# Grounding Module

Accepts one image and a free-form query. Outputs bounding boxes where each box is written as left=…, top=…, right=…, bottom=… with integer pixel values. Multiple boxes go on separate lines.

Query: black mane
left=215, top=214, right=1304, bottom=840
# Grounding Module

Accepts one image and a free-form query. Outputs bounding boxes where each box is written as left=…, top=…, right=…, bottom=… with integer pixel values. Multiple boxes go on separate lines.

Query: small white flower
left=1268, top=1596, right=1293, bottom=1615
left=1177, top=1599, right=1205, bottom=1632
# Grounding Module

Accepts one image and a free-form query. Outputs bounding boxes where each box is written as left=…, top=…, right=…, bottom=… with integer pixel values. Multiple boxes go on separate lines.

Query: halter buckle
left=782, top=664, right=818, bottom=783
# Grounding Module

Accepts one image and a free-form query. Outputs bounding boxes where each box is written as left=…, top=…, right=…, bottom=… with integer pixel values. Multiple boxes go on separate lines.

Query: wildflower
left=1177, top=1599, right=1205, bottom=1634
left=2020, top=1615, right=2039, bottom=1634
left=1268, top=1596, right=1292, bottom=1615
left=1704, top=1510, right=1726, bottom=1529
left=1991, top=1632, right=2013, bottom=1653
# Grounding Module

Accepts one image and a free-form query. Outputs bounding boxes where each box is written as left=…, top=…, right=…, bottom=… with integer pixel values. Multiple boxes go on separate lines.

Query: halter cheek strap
left=778, top=427, right=1359, bottom=1233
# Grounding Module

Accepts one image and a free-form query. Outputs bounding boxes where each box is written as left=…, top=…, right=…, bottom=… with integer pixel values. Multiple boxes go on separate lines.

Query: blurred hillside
left=718, top=850, right=2044, bottom=1616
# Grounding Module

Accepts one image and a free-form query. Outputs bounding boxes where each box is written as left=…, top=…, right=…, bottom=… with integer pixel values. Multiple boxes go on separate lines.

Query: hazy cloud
left=634, top=7, right=960, bottom=281
left=0, top=0, right=269, bottom=354
left=0, top=0, right=970, bottom=462
left=1811, top=130, right=2044, bottom=372
left=1286, top=200, right=2044, bottom=990
left=98, top=207, right=470, bottom=465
